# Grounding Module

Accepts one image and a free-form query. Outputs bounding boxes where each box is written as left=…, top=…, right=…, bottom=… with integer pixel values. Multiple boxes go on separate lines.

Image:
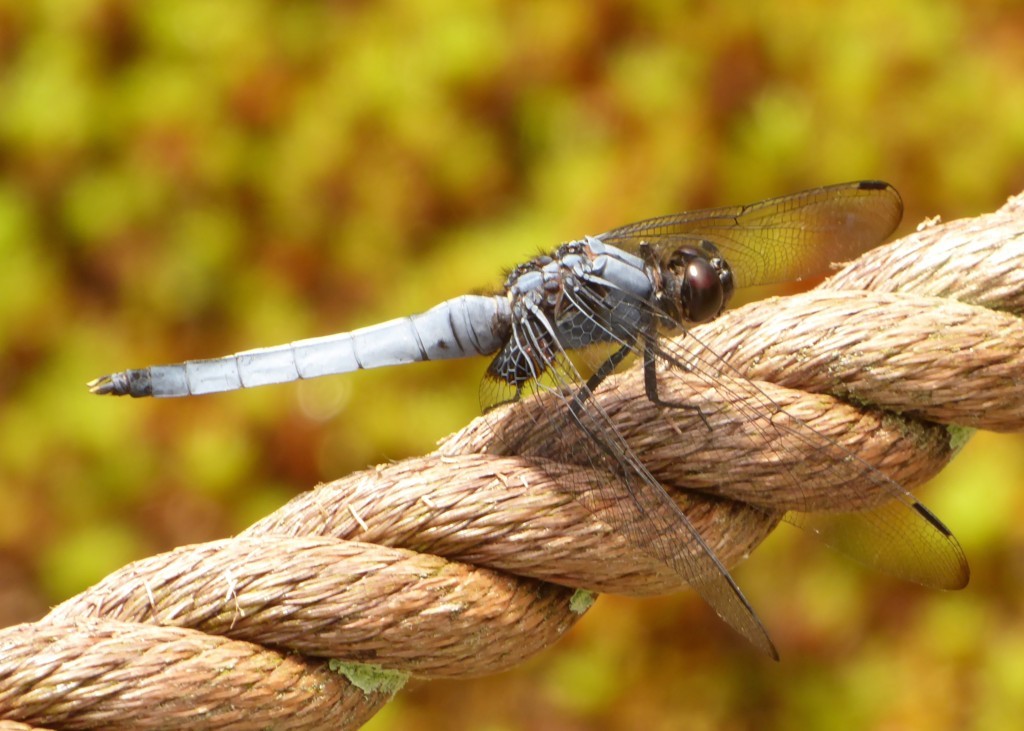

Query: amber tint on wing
left=598, top=181, right=903, bottom=287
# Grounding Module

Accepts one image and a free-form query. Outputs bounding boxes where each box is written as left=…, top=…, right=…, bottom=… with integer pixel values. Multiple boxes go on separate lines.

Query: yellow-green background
left=2, top=1, right=1024, bottom=729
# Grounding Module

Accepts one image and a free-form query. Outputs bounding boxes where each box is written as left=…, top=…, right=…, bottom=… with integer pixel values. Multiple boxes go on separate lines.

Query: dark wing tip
left=913, top=502, right=971, bottom=589
left=739, top=607, right=780, bottom=661
left=854, top=180, right=904, bottom=218
left=733, top=614, right=779, bottom=661
left=856, top=180, right=893, bottom=191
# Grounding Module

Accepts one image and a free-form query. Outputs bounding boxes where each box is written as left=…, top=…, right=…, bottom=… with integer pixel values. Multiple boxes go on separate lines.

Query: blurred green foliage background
left=1, top=0, right=1023, bottom=729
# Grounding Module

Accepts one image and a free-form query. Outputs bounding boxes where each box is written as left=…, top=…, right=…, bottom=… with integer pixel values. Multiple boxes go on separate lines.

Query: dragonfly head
left=665, top=243, right=735, bottom=323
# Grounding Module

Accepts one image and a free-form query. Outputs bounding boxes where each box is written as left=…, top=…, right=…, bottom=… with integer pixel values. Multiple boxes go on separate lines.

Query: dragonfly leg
left=642, top=332, right=712, bottom=431
left=569, top=343, right=633, bottom=417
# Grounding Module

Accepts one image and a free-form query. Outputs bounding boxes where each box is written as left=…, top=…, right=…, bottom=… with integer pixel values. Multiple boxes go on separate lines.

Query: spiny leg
left=642, top=329, right=711, bottom=431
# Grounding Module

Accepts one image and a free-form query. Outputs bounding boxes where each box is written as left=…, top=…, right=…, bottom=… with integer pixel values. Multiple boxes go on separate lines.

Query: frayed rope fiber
left=3, top=193, right=1024, bottom=730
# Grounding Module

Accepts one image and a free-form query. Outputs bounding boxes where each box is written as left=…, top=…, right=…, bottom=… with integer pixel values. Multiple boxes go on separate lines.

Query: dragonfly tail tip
left=86, top=375, right=116, bottom=395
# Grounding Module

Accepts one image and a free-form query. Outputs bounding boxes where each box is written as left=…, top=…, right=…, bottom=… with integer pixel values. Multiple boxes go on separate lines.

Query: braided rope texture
left=2, top=193, right=1023, bottom=729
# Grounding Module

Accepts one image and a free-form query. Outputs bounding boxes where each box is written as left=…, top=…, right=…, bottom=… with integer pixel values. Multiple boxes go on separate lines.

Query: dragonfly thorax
left=487, top=241, right=654, bottom=392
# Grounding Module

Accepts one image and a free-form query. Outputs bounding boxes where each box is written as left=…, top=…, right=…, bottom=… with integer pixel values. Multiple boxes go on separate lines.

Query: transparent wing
left=597, top=181, right=903, bottom=288
left=475, top=180, right=960, bottom=657
left=483, top=272, right=966, bottom=613
left=634, top=308, right=969, bottom=590
left=480, top=308, right=779, bottom=659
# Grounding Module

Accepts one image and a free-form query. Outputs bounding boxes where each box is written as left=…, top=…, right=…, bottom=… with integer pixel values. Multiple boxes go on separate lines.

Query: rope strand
left=2, top=192, right=1022, bottom=729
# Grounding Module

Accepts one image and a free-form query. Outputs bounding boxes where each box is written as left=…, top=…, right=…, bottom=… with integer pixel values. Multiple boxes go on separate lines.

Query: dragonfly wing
left=787, top=502, right=969, bottom=590
left=648, top=322, right=969, bottom=590
left=481, top=302, right=778, bottom=658
left=598, top=181, right=903, bottom=288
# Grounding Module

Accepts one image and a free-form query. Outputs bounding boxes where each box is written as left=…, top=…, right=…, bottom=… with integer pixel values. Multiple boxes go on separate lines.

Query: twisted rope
left=3, top=193, right=1023, bottom=730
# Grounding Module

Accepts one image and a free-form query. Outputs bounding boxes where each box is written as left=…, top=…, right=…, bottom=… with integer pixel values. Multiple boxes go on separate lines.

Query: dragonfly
left=89, top=181, right=969, bottom=659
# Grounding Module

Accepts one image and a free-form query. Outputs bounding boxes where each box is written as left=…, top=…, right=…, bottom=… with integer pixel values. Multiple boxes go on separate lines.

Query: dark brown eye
left=681, top=257, right=725, bottom=322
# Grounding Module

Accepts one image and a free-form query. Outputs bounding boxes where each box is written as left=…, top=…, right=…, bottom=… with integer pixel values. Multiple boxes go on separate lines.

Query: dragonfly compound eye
left=674, top=248, right=726, bottom=323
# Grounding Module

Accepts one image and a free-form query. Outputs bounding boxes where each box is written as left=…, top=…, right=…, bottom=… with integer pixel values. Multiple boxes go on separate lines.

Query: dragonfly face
left=652, top=241, right=736, bottom=325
